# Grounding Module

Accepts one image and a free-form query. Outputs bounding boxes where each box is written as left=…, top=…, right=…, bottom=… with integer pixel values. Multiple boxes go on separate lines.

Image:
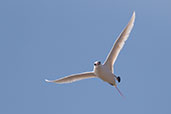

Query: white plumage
left=45, top=72, right=96, bottom=84
left=104, top=11, right=135, bottom=73
left=45, top=12, right=136, bottom=96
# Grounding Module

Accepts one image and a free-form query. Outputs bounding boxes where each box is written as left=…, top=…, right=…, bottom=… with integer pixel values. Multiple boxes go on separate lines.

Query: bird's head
left=94, top=61, right=101, bottom=66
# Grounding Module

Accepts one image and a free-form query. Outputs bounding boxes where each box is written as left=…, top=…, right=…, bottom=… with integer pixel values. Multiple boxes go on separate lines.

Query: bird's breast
left=94, top=65, right=114, bottom=83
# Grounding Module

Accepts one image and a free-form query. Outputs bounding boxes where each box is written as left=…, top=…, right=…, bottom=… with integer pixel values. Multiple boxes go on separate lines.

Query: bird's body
left=94, top=64, right=116, bottom=86
left=45, top=12, right=136, bottom=96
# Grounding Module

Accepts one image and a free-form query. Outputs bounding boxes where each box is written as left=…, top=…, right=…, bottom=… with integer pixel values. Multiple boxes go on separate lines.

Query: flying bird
left=45, top=12, right=135, bottom=96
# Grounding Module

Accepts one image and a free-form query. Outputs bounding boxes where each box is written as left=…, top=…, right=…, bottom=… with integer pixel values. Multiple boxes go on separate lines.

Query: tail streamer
left=115, top=86, right=124, bottom=98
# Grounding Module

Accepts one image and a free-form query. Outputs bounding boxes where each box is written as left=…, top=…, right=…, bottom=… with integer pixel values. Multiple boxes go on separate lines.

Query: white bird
left=45, top=12, right=135, bottom=96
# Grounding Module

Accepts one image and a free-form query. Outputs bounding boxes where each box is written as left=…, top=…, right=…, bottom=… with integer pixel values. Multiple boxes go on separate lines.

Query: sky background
left=0, top=0, right=171, bottom=114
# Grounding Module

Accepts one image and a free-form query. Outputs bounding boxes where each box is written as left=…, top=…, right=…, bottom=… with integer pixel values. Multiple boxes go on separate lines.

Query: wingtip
left=132, top=11, right=135, bottom=18
left=45, top=79, right=51, bottom=83
left=130, top=11, right=135, bottom=24
left=133, top=11, right=135, bottom=14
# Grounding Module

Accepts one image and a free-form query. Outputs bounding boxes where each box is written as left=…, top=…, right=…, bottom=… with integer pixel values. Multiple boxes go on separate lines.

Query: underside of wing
left=104, top=12, right=135, bottom=72
left=45, top=72, right=96, bottom=84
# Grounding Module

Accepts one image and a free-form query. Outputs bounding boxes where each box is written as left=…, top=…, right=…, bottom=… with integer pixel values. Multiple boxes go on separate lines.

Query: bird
left=45, top=11, right=135, bottom=96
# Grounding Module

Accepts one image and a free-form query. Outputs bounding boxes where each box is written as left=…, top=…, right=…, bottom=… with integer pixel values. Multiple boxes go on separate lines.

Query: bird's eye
left=94, top=63, right=96, bottom=66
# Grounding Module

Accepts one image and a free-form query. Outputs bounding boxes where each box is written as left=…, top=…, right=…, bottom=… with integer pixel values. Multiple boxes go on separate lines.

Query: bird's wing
left=104, top=12, right=135, bottom=72
left=45, top=72, right=96, bottom=84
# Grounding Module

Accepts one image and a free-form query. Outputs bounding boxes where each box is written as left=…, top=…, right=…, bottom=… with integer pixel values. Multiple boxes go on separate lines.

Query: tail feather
left=115, top=86, right=124, bottom=98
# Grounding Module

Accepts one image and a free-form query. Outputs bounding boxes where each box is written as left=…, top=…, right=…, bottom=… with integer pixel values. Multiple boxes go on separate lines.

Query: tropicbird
left=45, top=12, right=135, bottom=96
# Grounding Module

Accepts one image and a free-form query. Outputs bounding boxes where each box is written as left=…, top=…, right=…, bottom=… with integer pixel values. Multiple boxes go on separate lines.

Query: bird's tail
left=115, top=86, right=124, bottom=98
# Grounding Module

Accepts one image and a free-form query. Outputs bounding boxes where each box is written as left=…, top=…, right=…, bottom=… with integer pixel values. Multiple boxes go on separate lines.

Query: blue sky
left=1, top=0, right=171, bottom=114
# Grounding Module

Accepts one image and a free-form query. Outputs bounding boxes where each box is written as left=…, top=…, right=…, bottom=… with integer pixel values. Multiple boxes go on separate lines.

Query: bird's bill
left=115, top=86, right=124, bottom=97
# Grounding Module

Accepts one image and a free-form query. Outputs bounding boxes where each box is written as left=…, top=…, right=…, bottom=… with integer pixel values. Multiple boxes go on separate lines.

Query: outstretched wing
left=45, top=72, right=96, bottom=84
left=104, top=12, right=135, bottom=72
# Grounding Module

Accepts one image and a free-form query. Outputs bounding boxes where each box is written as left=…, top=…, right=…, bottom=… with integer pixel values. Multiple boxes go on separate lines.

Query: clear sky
left=1, top=0, right=171, bottom=114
